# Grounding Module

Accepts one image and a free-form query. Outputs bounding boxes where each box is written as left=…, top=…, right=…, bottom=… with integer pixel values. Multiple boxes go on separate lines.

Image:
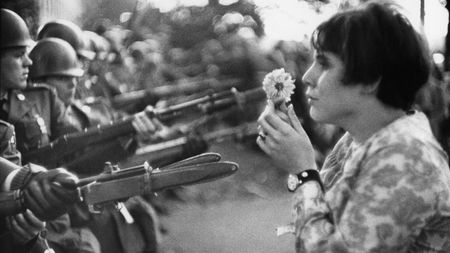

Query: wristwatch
left=287, top=169, right=324, bottom=192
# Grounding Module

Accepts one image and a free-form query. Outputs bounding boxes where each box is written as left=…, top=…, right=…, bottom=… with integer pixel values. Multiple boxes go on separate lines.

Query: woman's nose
left=301, top=66, right=315, bottom=87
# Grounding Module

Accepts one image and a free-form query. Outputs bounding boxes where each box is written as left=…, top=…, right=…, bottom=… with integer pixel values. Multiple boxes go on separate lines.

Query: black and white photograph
left=1, top=0, right=449, bottom=252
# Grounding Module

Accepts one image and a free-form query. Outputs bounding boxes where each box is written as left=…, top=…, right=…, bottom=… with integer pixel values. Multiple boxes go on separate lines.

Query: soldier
left=0, top=121, right=80, bottom=253
left=0, top=14, right=83, bottom=154
left=28, top=37, right=163, bottom=172
left=0, top=8, right=100, bottom=253
left=37, top=19, right=95, bottom=70
left=0, top=157, right=81, bottom=253
left=0, top=121, right=79, bottom=218
left=83, top=30, right=122, bottom=100
left=38, top=20, right=129, bottom=101
left=29, top=29, right=215, bottom=253
left=29, top=36, right=162, bottom=253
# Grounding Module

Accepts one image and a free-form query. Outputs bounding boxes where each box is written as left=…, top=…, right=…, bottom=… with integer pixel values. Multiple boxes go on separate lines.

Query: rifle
left=120, top=122, right=258, bottom=168
left=110, top=77, right=244, bottom=111
left=0, top=152, right=238, bottom=215
left=22, top=87, right=265, bottom=167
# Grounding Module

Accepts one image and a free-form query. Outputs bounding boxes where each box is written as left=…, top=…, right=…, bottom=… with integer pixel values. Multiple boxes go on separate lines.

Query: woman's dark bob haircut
left=311, top=1, right=430, bottom=110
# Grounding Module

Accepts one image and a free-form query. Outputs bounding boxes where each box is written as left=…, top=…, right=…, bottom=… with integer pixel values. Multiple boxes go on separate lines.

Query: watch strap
left=290, top=169, right=324, bottom=192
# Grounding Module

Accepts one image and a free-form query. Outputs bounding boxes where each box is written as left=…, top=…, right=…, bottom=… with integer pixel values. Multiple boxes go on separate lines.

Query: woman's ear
left=359, top=78, right=380, bottom=95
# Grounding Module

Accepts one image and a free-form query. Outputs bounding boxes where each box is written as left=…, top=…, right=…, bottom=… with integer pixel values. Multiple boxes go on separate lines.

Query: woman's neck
left=342, top=103, right=406, bottom=145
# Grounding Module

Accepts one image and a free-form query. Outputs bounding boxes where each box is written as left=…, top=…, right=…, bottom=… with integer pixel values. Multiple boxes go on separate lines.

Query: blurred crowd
left=81, top=13, right=450, bottom=158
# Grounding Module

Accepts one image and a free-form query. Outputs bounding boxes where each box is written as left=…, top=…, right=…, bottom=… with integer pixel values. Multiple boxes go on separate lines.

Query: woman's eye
left=317, top=59, right=329, bottom=68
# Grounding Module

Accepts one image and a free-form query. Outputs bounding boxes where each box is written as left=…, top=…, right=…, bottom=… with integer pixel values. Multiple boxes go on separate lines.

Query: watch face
left=287, top=174, right=299, bottom=191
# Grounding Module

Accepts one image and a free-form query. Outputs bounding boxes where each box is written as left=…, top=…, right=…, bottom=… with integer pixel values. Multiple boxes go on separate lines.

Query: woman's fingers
left=287, top=105, right=304, bottom=133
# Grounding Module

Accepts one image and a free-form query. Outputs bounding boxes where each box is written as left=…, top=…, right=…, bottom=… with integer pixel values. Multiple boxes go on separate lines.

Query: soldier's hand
left=132, top=106, right=161, bottom=140
left=7, top=210, right=45, bottom=244
left=23, top=168, right=80, bottom=221
left=133, top=105, right=179, bottom=143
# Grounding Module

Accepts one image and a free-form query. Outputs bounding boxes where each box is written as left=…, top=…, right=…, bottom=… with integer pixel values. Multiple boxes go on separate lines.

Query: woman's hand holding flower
left=257, top=102, right=316, bottom=174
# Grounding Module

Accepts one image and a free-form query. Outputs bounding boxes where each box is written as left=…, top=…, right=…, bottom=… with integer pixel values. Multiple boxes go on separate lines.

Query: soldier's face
left=45, top=76, right=78, bottom=105
left=0, top=47, right=32, bottom=91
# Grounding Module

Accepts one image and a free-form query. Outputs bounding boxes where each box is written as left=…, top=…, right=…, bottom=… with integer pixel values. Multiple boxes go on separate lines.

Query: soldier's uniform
left=0, top=120, right=101, bottom=253
left=1, top=8, right=101, bottom=253
left=0, top=120, right=21, bottom=165
left=2, top=84, right=82, bottom=155
left=61, top=98, right=136, bottom=174
left=73, top=97, right=122, bottom=126
left=1, top=85, right=101, bottom=253
left=0, top=120, right=23, bottom=253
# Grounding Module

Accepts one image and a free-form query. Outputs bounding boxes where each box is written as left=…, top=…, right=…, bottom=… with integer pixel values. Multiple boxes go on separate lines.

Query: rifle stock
left=22, top=87, right=265, bottom=166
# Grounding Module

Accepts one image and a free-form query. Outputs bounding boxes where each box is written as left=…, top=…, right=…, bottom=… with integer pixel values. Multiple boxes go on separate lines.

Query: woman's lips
left=307, top=96, right=317, bottom=105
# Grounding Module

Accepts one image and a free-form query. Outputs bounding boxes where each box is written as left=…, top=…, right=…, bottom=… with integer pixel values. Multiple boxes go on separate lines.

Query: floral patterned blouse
left=293, top=111, right=450, bottom=253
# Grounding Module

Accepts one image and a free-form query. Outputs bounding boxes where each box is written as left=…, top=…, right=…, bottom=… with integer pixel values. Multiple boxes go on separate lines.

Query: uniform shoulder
left=22, top=82, right=59, bottom=98
left=26, top=82, right=54, bottom=91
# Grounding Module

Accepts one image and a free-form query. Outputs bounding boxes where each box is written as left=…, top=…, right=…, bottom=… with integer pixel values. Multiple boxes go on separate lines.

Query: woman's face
left=0, top=47, right=32, bottom=91
left=302, top=50, right=362, bottom=126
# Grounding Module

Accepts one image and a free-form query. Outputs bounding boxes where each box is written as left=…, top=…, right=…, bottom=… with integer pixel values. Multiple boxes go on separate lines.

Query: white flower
left=262, top=68, right=295, bottom=103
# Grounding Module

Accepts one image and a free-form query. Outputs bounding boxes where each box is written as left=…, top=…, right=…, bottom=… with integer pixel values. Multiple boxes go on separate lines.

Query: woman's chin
left=309, top=109, right=329, bottom=124
left=309, top=108, right=320, bottom=121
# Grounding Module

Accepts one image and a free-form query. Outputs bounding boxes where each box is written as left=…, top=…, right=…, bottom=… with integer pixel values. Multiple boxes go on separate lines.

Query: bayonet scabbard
left=77, top=153, right=238, bottom=206
left=80, top=170, right=152, bottom=205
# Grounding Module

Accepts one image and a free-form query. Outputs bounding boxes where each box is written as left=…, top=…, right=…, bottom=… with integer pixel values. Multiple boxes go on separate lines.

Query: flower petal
left=262, top=68, right=295, bottom=102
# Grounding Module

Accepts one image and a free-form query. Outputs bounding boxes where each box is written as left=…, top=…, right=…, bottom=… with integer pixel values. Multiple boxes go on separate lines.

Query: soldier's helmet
left=37, top=19, right=95, bottom=61
left=83, top=30, right=111, bottom=61
left=0, top=8, right=33, bottom=49
left=29, top=38, right=84, bottom=80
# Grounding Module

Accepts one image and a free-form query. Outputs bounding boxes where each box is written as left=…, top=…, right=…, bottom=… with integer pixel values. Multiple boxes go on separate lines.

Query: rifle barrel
left=111, top=77, right=243, bottom=109
left=201, top=87, right=265, bottom=113
left=22, top=87, right=264, bottom=166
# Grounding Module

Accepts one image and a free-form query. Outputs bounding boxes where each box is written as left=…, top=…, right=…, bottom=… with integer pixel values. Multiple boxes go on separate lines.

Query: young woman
left=257, top=2, right=450, bottom=252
